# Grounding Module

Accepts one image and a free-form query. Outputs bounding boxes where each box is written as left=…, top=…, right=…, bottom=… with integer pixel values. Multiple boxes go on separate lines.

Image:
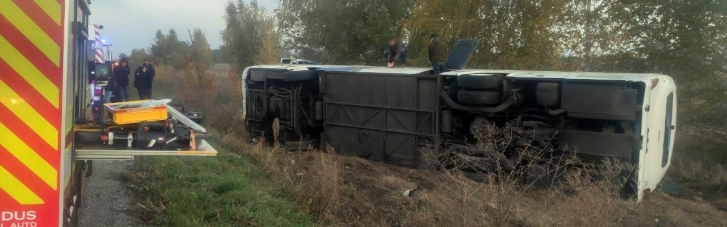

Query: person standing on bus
left=428, top=34, right=448, bottom=74
left=385, top=36, right=407, bottom=68
left=134, top=59, right=156, bottom=100
left=113, top=57, right=131, bottom=102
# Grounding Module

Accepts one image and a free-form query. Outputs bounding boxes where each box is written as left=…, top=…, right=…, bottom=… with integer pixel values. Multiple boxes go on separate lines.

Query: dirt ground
left=78, top=160, right=147, bottom=227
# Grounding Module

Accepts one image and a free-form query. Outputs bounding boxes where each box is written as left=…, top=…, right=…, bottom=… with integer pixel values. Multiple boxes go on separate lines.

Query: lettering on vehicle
left=127, top=107, right=156, bottom=112
left=116, top=106, right=165, bottom=113
left=1, top=211, right=37, bottom=227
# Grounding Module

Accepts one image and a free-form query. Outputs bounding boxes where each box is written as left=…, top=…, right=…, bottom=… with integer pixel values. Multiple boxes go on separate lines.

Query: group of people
left=385, top=34, right=448, bottom=74
left=105, top=58, right=156, bottom=103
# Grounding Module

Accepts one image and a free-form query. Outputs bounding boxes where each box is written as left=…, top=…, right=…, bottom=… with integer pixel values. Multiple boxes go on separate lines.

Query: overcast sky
left=89, top=0, right=279, bottom=58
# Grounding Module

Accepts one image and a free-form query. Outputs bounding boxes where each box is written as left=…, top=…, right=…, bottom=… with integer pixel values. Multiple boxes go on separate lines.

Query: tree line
left=127, top=28, right=214, bottom=85
left=135, top=0, right=726, bottom=85
left=124, top=0, right=724, bottom=124
left=274, top=0, right=726, bottom=80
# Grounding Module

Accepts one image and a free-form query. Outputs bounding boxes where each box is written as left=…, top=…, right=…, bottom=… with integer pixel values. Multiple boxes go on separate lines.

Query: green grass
left=127, top=140, right=316, bottom=227
left=125, top=67, right=317, bottom=226
left=676, top=135, right=727, bottom=166
left=706, top=142, right=727, bottom=165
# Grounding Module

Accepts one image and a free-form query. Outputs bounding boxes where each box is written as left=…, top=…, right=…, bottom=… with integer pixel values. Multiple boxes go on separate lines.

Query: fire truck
left=0, top=1, right=217, bottom=226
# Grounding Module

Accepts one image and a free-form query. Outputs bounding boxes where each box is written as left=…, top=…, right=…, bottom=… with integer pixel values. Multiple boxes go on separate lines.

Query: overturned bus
left=241, top=40, right=676, bottom=201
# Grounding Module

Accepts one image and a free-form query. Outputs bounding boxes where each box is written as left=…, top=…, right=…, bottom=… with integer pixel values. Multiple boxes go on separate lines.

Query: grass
left=665, top=132, right=727, bottom=211
left=123, top=66, right=316, bottom=227
left=705, top=142, right=727, bottom=165
left=125, top=140, right=316, bottom=227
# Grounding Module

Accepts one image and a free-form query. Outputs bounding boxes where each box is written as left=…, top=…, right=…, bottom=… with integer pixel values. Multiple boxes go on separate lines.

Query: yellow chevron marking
left=32, top=0, right=61, bottom=25
left=0, top=79, right=58, bottom=149
left=0, top=122, right=58, bottom=190
left=0, top=35, right=59, bottom=108
left=0, top=0, right=60, bottom=66
left=0, top=166, right=44, bottom=204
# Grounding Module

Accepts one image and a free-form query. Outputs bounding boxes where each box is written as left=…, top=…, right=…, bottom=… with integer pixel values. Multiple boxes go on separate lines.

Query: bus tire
left=283, top=70, right=318, bottom=81
left=457, top=74, right=505, bottom=90
left=456, top=90, right=501, bottom=106
left=84, top=160, right=93, bottom=177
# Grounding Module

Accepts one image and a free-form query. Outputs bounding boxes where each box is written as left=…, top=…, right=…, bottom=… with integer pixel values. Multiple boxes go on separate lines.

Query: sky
left=89, top=0, right=279, bottom=58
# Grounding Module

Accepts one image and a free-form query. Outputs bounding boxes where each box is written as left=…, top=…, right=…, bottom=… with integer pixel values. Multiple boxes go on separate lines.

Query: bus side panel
left=321, top=72, right=439, bottom=167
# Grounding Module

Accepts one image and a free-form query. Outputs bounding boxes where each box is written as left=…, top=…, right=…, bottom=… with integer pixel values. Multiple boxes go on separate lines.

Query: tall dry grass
left=412, top=123, right=632, bottom=227
left=228, top=123, right=635, bottom=226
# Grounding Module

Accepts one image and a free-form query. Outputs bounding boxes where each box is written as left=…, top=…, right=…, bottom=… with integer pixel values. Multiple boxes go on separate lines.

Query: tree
left=618, top=0, right=727, bottom=79
left=254, top=19, right=281, bottom=65
left=222, top=0, right=275, bottom=72
left=128, top=48, right=151, bottom=69
left=556, top=0, right=634, bottom=71
left=277, top=0, right=415, bottom=64
left=188, top=28, right=213, bottom=84
left=150, top=30, right=166, bottom=61
left=150, top=29, right=188, bottom=68
left=212, top=48, right=226, bottom=64
left=403, top=0, right=569, bottom=70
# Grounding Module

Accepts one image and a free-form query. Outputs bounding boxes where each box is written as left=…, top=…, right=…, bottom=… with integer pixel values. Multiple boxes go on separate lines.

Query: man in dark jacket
left=428, top=34, right=448, bottom=74
left=385, top=37, right=407, bottom=68
left=134, top=59, right=155, bottom=100
left=113, top=58, right=131, bottom=102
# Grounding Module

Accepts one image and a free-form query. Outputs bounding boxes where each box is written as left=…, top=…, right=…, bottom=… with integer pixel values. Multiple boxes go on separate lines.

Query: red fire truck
left=0, top=1, right=217, bottom=226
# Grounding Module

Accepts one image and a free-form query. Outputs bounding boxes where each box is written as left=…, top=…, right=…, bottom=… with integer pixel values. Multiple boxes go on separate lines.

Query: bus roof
left=244, top=65, right=670, bottom=82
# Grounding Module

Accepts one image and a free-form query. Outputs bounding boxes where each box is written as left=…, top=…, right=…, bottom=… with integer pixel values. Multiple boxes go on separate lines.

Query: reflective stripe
left=0, top=166, right=44, bottom=204
left=0, top=35, right=60, bottom=108
left=0, top=79, right=59, bottom=149
left=0, top=0, right=60, bottom=66
left=32, top=0, right=62, bottom=25
left=0, top=122, right=58, bottom=190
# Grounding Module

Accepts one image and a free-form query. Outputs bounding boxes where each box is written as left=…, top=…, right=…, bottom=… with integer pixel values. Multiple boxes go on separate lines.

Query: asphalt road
left=78, top=160, right=147, bottom=227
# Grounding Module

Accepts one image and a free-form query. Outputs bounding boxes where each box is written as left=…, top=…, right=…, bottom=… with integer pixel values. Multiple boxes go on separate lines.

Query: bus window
left=662, top=92, right=674, bottom=167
